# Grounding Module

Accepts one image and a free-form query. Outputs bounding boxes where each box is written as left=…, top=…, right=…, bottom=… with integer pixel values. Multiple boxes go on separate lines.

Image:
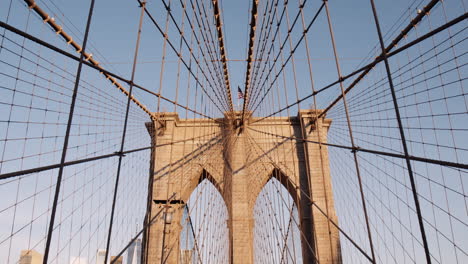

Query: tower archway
left=253, top=177, right=303, bottom=263
left=180, top=178, right=229, bottom=264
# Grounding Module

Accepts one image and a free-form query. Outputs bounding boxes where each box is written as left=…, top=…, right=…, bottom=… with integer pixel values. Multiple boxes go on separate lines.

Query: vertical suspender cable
left=323, top=1, right=377, bottom=262
left=368, top=0, right=432, bottom=262
left=42, top=0, right=96, bottom=263
left=104, top=2, right=146, bottom=263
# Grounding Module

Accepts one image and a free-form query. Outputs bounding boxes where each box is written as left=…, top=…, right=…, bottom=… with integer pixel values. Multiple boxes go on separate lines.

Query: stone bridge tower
left=142, top=110, right=341, bottom=264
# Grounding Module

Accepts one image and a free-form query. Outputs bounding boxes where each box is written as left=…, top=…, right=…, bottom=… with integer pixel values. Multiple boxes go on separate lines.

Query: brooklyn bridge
left=0, top=0, right=467, bottom=263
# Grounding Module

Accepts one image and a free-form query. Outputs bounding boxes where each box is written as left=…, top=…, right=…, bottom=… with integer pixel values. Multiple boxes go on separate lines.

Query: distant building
left=180, top=249, right=193, bottom=264
left=126, top=238, right=142, bottom=264
left=96, top=249, right=106, bottom=264
left=110, top=256, right=123, bottom=264
left=19, top=250, right=43, bottom=264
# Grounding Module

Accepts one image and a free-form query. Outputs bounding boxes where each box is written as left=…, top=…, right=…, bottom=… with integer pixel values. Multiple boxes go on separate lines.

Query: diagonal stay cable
left=246, top=0, right=279, bottom=114
left=253, top=0, right=443, bottom=120
left=0, top=131, right=218, bottom=180
left=244, top=130, right=372, bottom=262
left=195, top=0, right=231, bottom=110
left=186, top=204, right=203, bottom=264
left=15, top=0, right=218, bottom=121
left=247, top=127, right=468, bottom=170
left=249, top=2, right=324, bottom=114
left=23, top=0, right=154, bottom=118
left=0, top=20, right=215, bottom=121
left=161, top=0, right=231, bottom=111
left=248, top=0, right=301, bottom=111
left=250, top=10, right=467, bottom=124
left=109, top=193, right=177, bottom=264
left=179, top=0, right=230, bottom=109
left=317, top=0, right=441, bottom=119
left=145, top=0, right=229, bottom=113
